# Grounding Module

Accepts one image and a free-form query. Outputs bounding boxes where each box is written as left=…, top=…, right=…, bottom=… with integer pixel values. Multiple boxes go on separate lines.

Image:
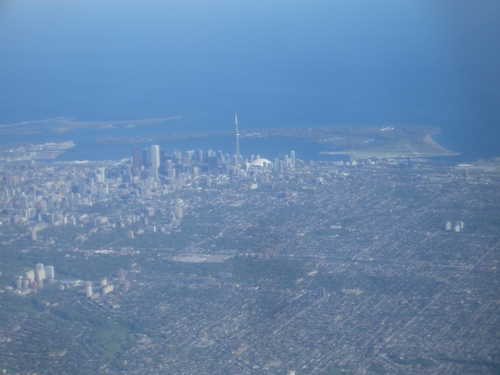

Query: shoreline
left=320, top=129, right=460, bottom=159
left=423, top=131, right=454, bottom=154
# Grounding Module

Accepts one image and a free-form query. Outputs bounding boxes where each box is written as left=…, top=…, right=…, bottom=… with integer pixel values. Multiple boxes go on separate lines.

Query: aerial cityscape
left=0, top=119, right=499, bottom=374
left=1, top=0, right=499, bottom=374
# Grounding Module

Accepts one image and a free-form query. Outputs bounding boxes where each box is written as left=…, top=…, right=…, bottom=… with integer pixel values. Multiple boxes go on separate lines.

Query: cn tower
left=235, top=112, right=240, bottom=168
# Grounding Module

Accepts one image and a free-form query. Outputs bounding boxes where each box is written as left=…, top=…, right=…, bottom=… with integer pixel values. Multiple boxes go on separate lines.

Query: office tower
left=197, top=149, right=204, bottom=162
left=291, top=151, right=296, bottom=168
left=284, top=155, right=289, bottom=168
left=151, top=145, right=160, bottom=169
left=97, top=168, right=105, bottom=183
left=35, top=268, right=45, bottom=282
left=132, top=147, right=141, bottom=170
left=445, top=221, right=452, bottom=231
left=36, top=263, right=44, bottom=271
left=46, top=266, right=55, bottom=279
left=25, top=270, right=35, bottom=282
left=85, top=282, right=93, bottom=298
left=279, top=160, right=284, bottom=172
left=166, top=160, right=176, bottom=180
left=142, top=148, right=149, bottom=167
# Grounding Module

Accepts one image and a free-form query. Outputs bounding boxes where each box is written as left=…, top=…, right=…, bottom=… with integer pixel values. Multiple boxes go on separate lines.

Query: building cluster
left=445, top=220, right=465, bottom=232
left=0, top=145, right=499, bottom=374
left=85, top=268, right=128, bottom=299
left=0, top=143, right=299, bottom=239
left=130, top=144, right=298, bottom=183
left=14, top=263, right=55, bottom=293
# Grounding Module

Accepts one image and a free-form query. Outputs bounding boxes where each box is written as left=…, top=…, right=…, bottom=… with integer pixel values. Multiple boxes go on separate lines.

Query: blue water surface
left=0, top=0, right=499, bottom=162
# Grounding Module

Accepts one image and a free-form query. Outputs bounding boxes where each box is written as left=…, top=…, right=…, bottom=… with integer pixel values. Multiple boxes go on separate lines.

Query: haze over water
left=0, top=0, right=499, bottom=162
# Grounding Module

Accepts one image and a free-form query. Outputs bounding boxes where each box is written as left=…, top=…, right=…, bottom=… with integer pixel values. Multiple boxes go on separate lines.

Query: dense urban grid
left=0, top=141, right=499, bottom=375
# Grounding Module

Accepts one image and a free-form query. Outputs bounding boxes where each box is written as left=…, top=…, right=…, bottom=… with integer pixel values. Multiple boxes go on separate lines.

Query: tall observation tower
left=235, top=112, right=240, bottom=168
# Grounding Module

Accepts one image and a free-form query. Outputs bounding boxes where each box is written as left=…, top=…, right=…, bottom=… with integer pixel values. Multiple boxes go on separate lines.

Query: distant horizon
left=1, top=0, right=499, bottom=160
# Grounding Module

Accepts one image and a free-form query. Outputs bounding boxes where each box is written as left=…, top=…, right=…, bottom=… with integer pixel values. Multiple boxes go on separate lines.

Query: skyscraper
left=291, top=151, right=296, bottom=168
left=46, top=265, right=55, bottom=279
left=142, top=148, right=149, bottom=167
left=85, top=282, right=93, bottom=298
left=151, top=145, right=160, bottom=169
left=96, top=168, right=105, bottom=183
left=132, top=146, right=141, bottom=171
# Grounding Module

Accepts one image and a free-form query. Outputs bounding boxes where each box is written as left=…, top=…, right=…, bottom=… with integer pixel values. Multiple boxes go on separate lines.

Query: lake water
left=0, top=0, right=499, bottom=162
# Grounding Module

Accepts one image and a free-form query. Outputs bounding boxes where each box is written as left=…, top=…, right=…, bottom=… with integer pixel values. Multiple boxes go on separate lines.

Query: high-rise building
left=96, top=168, right=105, bottom=183
left=25, top=270, right=35, bottom=282
left=85, top=282, right=93, bottom=298
left=36, top=263, right=44, bottom=271
left=151, top=145, right=160, bottom=169
left=445, top=221, right=452, bottom=231
left=142, top=148, right=149, bottom=167
left=132, top=147, right=141, bottom=170
left=119, top=269, right=126, bottom=281
left=197, top=149, right=204, bottom=162
left=291, top=151, right=296, bottom=168
left=46, top=266, right=55, bottom=279
left=35, top=268, right=46, bottom=282
left=102, top=284, right=114, bottom=295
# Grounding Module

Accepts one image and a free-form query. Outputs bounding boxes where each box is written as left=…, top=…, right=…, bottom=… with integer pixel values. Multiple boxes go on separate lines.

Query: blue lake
left=0, top=0, right=499, bottom=162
